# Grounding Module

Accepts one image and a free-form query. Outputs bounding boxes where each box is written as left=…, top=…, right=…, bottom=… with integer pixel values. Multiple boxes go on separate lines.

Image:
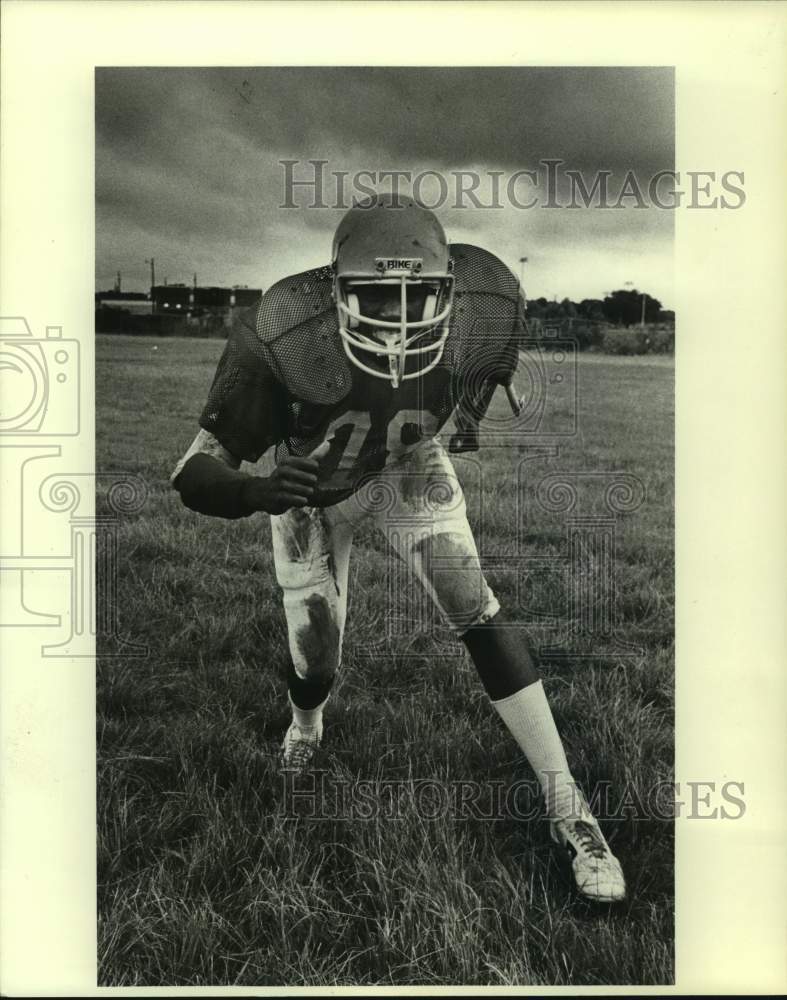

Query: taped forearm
left=174, top=452, right=261, bottom=519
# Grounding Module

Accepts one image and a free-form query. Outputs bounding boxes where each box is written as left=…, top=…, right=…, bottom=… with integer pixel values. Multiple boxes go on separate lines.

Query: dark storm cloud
left=292, top=66, right=674, bottom=175
left=95, top=66, right=674, bottom=301
left=97, top=66, right=673, bottom=174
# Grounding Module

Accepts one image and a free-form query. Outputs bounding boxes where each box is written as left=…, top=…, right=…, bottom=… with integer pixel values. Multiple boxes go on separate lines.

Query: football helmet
left=331, top=195, right=455, bottom=388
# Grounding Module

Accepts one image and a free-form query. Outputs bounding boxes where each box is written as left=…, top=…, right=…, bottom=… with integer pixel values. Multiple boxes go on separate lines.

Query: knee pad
left=405, top=523, right=500, bottom=635
left=283, top=582, right=342, bottom=681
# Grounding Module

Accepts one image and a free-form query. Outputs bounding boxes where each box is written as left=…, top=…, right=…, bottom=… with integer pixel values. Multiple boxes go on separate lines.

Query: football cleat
left=280, top=719, right=323, bottom=774
left=550, top=808, right=627, bottom=904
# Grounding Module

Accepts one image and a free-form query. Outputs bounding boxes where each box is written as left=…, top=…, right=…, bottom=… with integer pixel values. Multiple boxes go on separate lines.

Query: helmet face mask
left=331, top=198, right=455, bottom=388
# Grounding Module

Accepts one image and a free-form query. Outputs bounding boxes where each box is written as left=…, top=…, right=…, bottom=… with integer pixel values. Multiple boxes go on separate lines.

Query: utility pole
left=145, top=258, right=156, bottom=298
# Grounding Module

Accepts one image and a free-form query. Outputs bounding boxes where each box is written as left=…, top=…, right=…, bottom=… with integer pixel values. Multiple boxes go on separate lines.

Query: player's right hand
left=244, top=442, right=330, bottom=515
left=244, top=456, right=319, bottom=514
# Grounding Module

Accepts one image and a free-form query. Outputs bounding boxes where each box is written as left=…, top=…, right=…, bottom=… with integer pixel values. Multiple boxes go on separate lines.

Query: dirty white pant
left=270, top=437, right=499, bottom=680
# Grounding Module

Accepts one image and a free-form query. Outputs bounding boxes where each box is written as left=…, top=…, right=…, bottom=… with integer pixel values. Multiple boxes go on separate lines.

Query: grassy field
left=96, top=334, right=674, bottom=987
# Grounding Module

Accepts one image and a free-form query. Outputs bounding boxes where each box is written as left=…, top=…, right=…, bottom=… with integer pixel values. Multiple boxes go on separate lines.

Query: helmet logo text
left=375, top=258, right=423, bottom=275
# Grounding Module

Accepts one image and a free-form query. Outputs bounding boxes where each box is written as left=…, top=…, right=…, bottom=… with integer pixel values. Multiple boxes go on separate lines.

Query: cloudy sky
left=96, top=67, right=674, bottom=305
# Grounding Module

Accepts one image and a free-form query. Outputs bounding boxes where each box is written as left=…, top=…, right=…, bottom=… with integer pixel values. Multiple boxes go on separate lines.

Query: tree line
left=526, top=288, right=673, bottom=327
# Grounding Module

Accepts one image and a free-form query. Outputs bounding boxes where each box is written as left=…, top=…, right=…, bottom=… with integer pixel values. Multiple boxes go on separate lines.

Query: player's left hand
left=448, top=430, right=480, bottom=453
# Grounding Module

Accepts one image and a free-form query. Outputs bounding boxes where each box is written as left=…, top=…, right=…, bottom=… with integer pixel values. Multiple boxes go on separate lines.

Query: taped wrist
left=174, top=452, right=260, bottom=519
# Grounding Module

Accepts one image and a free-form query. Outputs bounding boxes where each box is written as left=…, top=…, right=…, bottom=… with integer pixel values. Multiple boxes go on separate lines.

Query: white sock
left=491, top=680, right=582, bottom=820
left=288, top=691, right=329, bottom=731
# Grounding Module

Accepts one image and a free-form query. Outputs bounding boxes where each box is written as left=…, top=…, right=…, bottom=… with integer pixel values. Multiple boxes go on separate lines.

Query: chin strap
left=505, top=383, right=526, bottom=415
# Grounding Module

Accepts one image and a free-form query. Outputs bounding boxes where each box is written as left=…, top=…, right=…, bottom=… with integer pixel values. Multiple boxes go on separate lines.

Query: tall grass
left=97, top=336, right=674, bottom=986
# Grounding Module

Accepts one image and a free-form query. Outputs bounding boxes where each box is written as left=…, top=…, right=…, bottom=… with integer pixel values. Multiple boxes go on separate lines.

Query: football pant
left=270, top=436, right=499, bottom=681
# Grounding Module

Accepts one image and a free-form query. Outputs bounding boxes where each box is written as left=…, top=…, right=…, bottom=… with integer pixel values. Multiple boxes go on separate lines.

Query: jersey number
left=322, top=409, right=440, bottom=467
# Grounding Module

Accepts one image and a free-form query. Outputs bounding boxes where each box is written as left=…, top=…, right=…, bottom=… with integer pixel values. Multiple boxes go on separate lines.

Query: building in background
left=151, top=284, right=262, bottom=325
left=95, top=290, right=152, bottom=314
left=96, top=283, right=263, bottom=337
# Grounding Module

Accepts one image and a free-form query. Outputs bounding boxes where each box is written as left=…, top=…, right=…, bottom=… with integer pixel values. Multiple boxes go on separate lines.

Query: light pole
left=518, top=256, right=528, bottom=294
left=624, top=280, right=646, bottom=328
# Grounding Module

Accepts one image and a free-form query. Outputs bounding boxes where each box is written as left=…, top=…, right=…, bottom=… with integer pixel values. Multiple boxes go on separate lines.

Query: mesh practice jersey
left=197, top=243, right=525, bottom=507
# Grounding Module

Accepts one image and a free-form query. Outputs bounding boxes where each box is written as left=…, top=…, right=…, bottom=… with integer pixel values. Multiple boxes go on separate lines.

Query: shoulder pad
left=449, top=243, right=520, bottom=300
left=246, top=264, right=351, bottom=404
left=254, top=264, right=335, bottom=343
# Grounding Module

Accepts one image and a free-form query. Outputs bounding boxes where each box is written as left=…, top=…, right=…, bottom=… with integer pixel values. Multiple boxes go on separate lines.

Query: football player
left=171, top=195, right=626, bottom=904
